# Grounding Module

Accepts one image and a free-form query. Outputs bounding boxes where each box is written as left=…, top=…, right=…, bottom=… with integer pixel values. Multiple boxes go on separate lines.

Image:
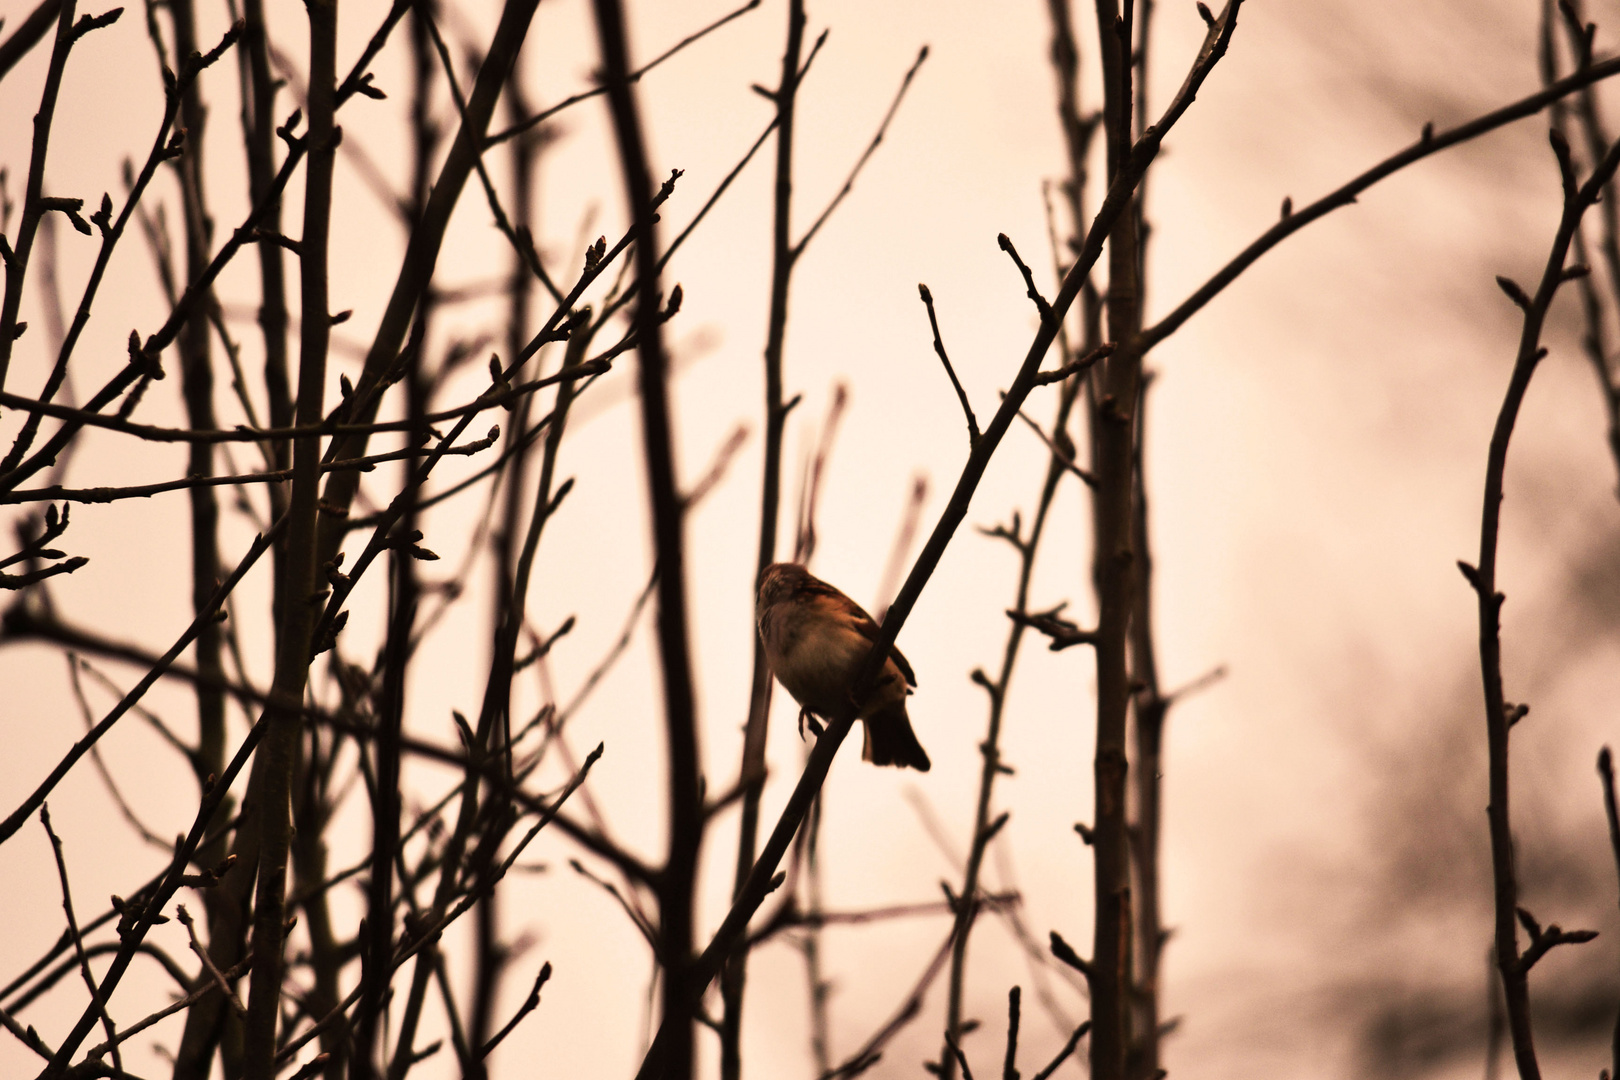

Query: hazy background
left=3, top=0, right=1619, bottom=1077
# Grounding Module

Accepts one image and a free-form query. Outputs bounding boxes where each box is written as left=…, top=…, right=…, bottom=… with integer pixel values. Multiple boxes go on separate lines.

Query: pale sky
left=2, top=1, right=1619, bottom=1078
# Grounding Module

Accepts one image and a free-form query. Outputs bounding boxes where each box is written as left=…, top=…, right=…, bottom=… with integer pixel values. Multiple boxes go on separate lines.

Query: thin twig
left=1032, top=342, right=1112, bottom=385
left=795, top=44, right=929, bottom=256
left=1012, top=406, right=1095, bottom=487
left=592, top=30, right=830, bottom=333
left=874, top=473, right=929, bottom=624
left=682, top=424, right=751, bottom=508
left=919, top=283, right=979, bottom=446
left=0, top=1001, right=55, bottom=1060
left=484, top=0, right=763, bottom=148
left=474, top=962, right=551, bottom=1064
left=818, top=928, right=958, bottom=1079
left=1462, top=125, right=1620, bottom=1080
left=746, top=896, right=1003, bottom=949
left=946, top=1034, right=977, bottom=1080
left=414, top=2, right=565, bottom=305
left=1141, top=47, right=1620, bottom=352
left=556, top=567, right=657, bottom=727
left=0, top=360, right=602, bottom=445
left=998, top=234, right=1052, bottom=319
left=175, top=906, right=246, bottom=1017
left=80, top=956, right=251, bottom=1061
left=271, top=746, right=603, bottom=1068
left=1029, top=1021, right=1090, bottom=1080
left=2, top=428, right=500, bottom=504
left=569, top=860, right=657, bottom=947
left=64, top=655, right=170, bottom=847
left=0, top=518, right=285, bottom=845
left=1003, top=985, right=1021, bottom=1080
left=793, top=383, right=848, bottom=564
left=40, top=803, right=122, bottom=1074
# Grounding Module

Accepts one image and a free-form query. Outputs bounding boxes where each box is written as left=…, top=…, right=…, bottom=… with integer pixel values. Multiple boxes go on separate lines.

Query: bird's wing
left=850, top=610, right=917, bottom=687
left=803, top=572, right=918, bottom=689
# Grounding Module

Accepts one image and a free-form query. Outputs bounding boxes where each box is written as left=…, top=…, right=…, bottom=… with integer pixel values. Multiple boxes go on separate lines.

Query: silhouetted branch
left=998, top=233, right=1052, bottom=319
left=270, top=745, right=602, bottom=1070
left=1030, top=1021, right=1090, bottom=1080
left=1464, top=124, right=1620, bottom=1080
left=594, top=3, right=703, bottom=1077
left=1012, top=406, right=1094, bottom=487
left=1512, top=906, right=1597, bottom=973
left=1142, top=46, right=1620, bottom=352
left=0, top=360, right=603, bottom=445
left=0, top=519, right=283, bottom=846
left=0, top=0, right=62, bottom=83
left=0, top=1, right=125, bottom=394
left=1006, top=604, right=1097, bottom=650
left=1002, top=986, right=1021, bottom=1080
left=475, top=961, right=551, bottom=1064
left=919, top=283, right=979, bottom=447
left=795, top=44, right=928, bottom=256
left=2, top=427, right=500, bottom=504
left=41, top=803, right=122, bottom=1074
left=485, top=0, right=763, bottom=148
left=820, top=928, right=957, bottom=1079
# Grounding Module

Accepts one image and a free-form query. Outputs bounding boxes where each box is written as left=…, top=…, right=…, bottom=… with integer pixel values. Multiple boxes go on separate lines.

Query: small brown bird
left=755, top=562, right=931, bottom=771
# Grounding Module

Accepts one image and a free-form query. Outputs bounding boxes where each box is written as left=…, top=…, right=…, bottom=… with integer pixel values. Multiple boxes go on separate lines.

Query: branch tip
left=1496, top=275, right=1532, bottom=309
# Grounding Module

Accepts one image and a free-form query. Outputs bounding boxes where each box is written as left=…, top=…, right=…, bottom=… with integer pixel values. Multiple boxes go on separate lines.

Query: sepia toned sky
left=3, top=1, right=1620, bottom=1077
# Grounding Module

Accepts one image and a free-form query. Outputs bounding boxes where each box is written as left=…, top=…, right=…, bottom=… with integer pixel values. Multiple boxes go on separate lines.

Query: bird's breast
left=761, top=606, right=904, bottom=718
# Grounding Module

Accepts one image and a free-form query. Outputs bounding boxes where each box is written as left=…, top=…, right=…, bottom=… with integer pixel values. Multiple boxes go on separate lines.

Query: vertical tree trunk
left=240, top=2, right=337, bottom=1075
left=722, top=2, right=805, bottom=1075
left=593, top=3, right=703, bottom=1076
left=1088, top=3, right=1142, bottom=1079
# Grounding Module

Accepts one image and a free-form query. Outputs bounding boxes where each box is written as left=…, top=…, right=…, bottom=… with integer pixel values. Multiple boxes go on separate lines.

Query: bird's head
left=756, top=562, right=812, bottom=610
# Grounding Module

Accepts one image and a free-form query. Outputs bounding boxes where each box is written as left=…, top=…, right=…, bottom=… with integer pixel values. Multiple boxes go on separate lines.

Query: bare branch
left=485, top=0, right=763, bottom=148
left=1470, top=113, right=1620, bottom=1080
left=796, top=44, right=929, bottom=256
left=0, top=519, right=283, bottom=846
left=1143, top=45, right=1620, bottom=351
left=919, top=283, right=979, bottom=447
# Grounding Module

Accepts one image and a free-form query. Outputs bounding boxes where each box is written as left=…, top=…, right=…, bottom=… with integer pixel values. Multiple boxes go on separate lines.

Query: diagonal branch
left=0, top=519, right=284, bottom=845
left=795, top=44, right=929, bottom=257
left=485, top=0, right=763, bottom=148
left=919, top=283, right=979, bottom=447
left=40, top=804, right=122, bottom=1075
left=1142, top=50, right=1620, bottom=352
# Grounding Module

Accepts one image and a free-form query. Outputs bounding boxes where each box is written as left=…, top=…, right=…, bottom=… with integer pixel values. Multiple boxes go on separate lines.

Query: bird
left=755, top=562, right=931, bottom=771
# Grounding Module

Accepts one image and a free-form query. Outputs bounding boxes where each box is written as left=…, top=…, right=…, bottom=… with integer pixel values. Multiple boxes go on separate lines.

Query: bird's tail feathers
left=862, top=703, right=931, bottom=771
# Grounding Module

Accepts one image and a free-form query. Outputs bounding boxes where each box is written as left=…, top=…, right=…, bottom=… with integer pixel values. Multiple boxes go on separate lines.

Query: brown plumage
left=755, top=562, right=930, bottom=771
